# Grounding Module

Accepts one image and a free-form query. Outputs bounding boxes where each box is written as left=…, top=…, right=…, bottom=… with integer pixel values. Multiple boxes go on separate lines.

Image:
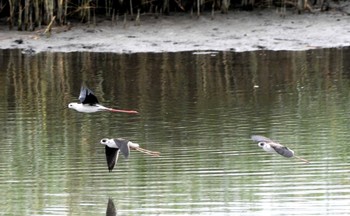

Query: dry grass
left=2, top=0, right=334, bottom=31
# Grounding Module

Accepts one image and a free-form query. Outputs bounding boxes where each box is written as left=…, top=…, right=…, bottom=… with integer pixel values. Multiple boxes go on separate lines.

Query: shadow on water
left=0, top=48, right=350, bottom=215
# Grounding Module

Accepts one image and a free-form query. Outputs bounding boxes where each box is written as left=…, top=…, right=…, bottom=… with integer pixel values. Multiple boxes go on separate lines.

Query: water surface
left=0, top=48, right=350, bottom=215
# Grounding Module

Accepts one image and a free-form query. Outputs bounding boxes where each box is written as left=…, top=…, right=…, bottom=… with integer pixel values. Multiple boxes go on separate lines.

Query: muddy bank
left=0, top=9, right=349, bottom=54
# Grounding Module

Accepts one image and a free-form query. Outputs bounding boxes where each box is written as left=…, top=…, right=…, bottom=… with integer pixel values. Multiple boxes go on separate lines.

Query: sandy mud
left=0, top=7, right=349, bottom=54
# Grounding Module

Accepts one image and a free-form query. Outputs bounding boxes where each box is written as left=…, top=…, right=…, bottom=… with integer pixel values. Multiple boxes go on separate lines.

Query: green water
left=0, top=49, right=350, bottom=215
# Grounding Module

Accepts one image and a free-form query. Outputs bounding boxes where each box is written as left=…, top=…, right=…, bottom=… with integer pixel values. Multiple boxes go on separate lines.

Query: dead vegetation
left=0, top=0, right=346, bottom=31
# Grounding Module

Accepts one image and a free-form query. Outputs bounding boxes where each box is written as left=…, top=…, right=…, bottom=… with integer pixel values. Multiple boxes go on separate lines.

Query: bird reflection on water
left=106, top=198, right=116, bottom=216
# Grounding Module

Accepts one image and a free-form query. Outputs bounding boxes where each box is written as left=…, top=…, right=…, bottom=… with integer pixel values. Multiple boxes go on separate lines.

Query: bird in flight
left=251, top=135, right=309, bottom=163
left=68, top=86, right=138, bottom=114
left=100, top=138, right=160, bottom=172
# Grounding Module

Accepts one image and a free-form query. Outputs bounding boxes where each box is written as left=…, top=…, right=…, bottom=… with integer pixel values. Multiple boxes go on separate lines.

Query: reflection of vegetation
left=2, top=49, right=350, bottom=127
left=2, top=48, right=350, bottom=142
left=4, top=51, right=349, bottom=130
left=1, top=48, right=350, bottom=214
left=1, top=0, right=335, bottom=30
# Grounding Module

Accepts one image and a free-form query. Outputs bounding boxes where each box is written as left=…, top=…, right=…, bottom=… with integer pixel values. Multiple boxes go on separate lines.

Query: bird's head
left=68, top=103, right=77, bottom=109
left=100, top=138, right=116, bottom=148
left=258, top=142, right=266, bottom=148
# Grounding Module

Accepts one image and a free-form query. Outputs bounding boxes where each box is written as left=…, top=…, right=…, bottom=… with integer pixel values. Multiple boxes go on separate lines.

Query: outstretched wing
left=79, top=86, right=99, bottom=105
left=251, top=135, right=274, bottom=143
left=270, top=145, right=294, bottom=158
left=105, top=146, right=119, bottom=172
left=114, top=138, right=130, bottom=158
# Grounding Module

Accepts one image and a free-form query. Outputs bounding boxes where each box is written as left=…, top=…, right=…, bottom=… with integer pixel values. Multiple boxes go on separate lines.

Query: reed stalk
left=123, top=12, right=127, bottom=28
left=58, top=0, right=63, bottom=24
left=64, top=0, right=68, bottom=24
left=34, top=0, right=40, bottom=28
left=197, top=0, right=200, bottom=16
left=111, top=9, right=115, bottom=25
left=163, top=0, right=169, bottom=14
left=105, top=0, right=112, bottom=16
left=87, top=0, right=91, bottom=25
left=29, top=6, right=33, bottom=30
left=8, top=0, right=14, bottom=29
left=93, top=6, right=96, bottom=26
left=44, top=0, right=54, bottom=24
left=135, top=8, right=140, bottom=26
left=0, top=1, right=4, bottom=13
left=24, top=0, right=29, bottom=30
left=221, top=0, right=229, bottom=13
left=18, top=3, right=22, bottom=30
left=211, top=3, right=214, bottom=19
left=130, top=0, right=133, bottom=16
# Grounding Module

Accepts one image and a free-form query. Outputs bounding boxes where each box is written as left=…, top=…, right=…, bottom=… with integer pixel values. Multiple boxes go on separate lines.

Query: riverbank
left=0, top=7, right=349, bottom=54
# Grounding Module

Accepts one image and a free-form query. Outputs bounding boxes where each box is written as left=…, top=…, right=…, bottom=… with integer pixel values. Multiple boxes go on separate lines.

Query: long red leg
left=108, top=108, right=139, bottom=114
left=133, top=147, right=160, bottom=157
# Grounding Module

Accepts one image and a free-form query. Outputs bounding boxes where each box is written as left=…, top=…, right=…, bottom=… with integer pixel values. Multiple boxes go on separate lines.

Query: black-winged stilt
left=251, top=135, right=309, bottom=163
left=68, top=86, right=138, bottom=114
left=100, top=138, right=160, bottom=172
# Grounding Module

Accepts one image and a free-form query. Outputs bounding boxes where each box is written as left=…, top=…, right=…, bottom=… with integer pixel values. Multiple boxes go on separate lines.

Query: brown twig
left=43, top=16, right=56, bottom=36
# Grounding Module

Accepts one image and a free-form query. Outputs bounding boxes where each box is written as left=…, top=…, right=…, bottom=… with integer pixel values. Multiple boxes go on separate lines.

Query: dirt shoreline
left=0, top=9, right=349, bottom=54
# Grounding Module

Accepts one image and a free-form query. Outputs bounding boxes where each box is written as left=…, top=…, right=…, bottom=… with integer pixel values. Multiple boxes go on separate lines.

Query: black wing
left=79, top=86, right=99, bottom=105
left=114, top=138, right=130, bottom=159
left=271, top=145, right=294, bottom=158
left=105, top=146, right=119, bottom=172
left=106, top=198, right=117, bottom=216
left=251, top=135, right=274, bottom=143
